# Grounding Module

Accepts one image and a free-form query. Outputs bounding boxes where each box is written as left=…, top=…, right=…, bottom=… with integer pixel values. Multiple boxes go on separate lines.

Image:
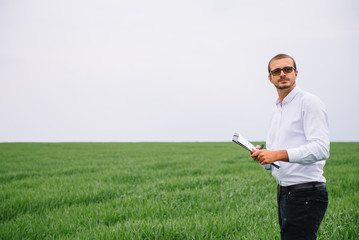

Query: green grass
left=0, top=142, right=358, bottom=239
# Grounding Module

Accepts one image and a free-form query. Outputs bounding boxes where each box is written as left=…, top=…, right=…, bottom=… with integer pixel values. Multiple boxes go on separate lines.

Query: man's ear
left=268, top=74, right=273, bottom=83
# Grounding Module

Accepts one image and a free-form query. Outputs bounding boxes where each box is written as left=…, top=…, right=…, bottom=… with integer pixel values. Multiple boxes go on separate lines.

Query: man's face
left=268, top=58, right=298, bottom=90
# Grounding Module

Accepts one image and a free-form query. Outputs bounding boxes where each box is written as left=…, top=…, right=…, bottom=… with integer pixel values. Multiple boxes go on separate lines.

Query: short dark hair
left=268, top=54, right=297, bottom=74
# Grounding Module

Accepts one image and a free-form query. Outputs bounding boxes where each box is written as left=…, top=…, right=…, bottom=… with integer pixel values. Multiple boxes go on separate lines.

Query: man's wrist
left=276, top=150, right=289, bottom=162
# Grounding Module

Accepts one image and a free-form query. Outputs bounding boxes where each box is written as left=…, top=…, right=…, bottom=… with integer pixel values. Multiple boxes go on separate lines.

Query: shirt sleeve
left=286, top=95, right=330, bottom=164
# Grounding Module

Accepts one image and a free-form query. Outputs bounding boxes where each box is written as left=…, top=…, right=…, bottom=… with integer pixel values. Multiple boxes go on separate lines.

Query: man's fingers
left=251, top=150, right=261, bottom=161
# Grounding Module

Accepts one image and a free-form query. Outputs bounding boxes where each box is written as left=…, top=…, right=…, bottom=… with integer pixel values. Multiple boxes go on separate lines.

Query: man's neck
left=277, top=84, right=296, bottom=106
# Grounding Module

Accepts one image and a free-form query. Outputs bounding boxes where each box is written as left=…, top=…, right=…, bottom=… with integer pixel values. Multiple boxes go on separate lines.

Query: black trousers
left=277, top=185, right=328, bottom=240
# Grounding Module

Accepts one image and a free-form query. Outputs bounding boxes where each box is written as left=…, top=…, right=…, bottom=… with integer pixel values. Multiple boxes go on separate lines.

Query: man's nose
left=279, top=69, right=286, bottom=76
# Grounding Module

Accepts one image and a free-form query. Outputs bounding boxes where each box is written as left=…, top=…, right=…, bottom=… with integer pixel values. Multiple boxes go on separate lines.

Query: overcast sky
left=1, top=0, right=358, bottom=142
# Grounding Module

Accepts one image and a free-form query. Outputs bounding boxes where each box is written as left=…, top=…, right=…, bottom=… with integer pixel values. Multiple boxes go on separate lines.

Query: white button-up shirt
left=266, top=86, right=330, bottom=186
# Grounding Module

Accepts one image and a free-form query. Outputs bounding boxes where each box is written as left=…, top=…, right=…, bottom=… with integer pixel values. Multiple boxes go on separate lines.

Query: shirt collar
left=276, top=86, right=302, bottom=106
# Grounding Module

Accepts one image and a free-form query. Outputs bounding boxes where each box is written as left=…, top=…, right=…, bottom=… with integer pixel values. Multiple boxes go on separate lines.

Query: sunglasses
left=270, top=66, right=296, bottom=76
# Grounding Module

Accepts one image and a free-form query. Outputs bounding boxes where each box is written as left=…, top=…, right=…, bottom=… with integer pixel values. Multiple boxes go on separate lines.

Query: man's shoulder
left=297, top=88, right=323, bottom=103
left=296, top=88, right=326, bottom=110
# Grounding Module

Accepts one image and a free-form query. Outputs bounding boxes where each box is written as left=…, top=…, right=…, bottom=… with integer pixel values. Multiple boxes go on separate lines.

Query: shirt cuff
left=286, top=148, right=301, bottom=163
left=262, top=164, right=272, bottom=170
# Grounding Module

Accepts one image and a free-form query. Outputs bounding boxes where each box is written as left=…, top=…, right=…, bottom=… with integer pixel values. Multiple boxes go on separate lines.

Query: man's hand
left=251, top=148, right=289, bottom=165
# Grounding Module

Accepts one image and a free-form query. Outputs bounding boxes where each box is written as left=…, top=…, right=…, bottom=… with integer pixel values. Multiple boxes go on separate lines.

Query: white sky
left=1, top=0, right=359, bottom=142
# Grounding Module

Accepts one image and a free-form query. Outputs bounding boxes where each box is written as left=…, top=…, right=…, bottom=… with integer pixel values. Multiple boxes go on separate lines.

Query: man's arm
left=251, top=149, right=289, bottom=165
left=286, top=95, right=330, bottom=164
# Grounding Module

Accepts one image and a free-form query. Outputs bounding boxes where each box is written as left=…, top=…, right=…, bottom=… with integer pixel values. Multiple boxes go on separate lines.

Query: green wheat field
left=0, top=142, right=358, bottom=239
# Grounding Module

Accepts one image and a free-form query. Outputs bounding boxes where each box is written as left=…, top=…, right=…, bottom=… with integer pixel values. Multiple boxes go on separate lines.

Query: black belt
left=277, top=182, right=325, bottom=192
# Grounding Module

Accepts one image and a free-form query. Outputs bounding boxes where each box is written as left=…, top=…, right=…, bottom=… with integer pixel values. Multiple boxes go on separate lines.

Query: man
left=251, top=54, right=329, bottom=240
